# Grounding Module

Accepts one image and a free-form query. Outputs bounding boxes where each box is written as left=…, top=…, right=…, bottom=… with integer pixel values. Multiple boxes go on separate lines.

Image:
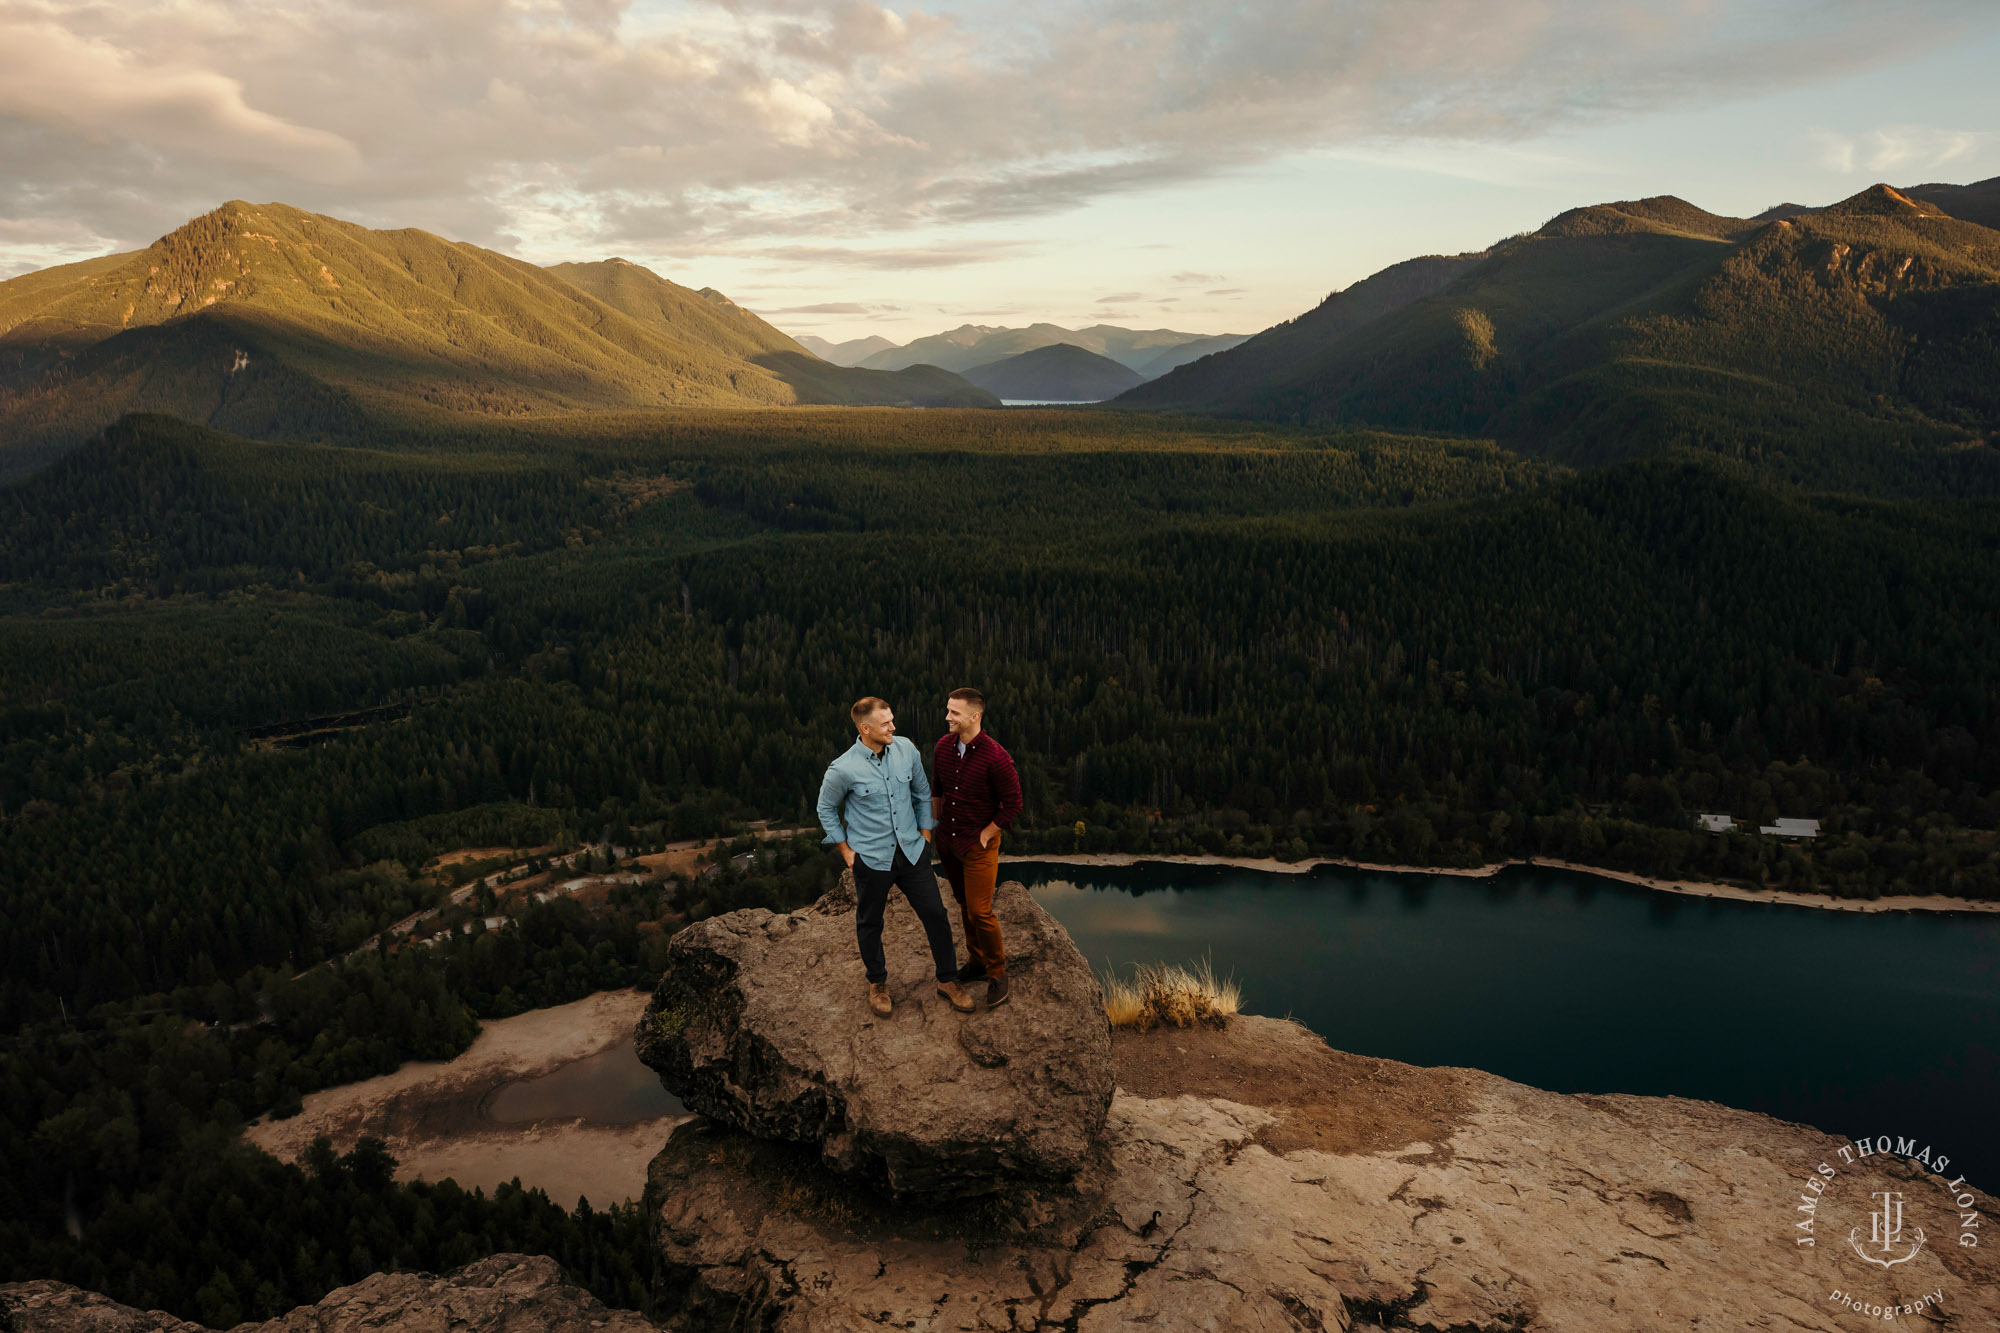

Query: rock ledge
left=642, top=1014, right=2000, bottom=1332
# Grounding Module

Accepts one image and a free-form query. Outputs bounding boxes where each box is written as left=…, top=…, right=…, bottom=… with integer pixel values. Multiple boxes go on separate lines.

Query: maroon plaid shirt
left=932, top=731, right=1024, bottom=855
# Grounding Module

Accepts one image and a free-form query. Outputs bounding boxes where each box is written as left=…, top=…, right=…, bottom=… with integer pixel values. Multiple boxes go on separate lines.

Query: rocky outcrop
left=0, top=1255, right=650, bottom=1333
left=643, top=1015, right=2000, bottom=1332
left=635, top=873, right=1112, bottom=1197
left=17, top=928, right=1998, bottom=1333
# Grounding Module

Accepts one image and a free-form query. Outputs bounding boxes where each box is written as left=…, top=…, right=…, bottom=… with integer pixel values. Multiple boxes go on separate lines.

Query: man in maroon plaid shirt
left=931, top=687, right=1024, bottom=1008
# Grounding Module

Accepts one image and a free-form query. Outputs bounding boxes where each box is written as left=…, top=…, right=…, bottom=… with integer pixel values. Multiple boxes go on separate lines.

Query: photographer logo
left=1788, top=1134, right=1981, bottom=1323
left=1849, top=1190, right=1923, bottom=1268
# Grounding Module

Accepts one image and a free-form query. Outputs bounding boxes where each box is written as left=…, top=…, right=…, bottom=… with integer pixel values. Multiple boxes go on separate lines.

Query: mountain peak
left=1823, top=184, right=1947, bottom=218
left=1751, top=202, right=1819, bottom=222
left=958, top=341, right=1146, bottom=401
left=0, top=200, right=996, bottom=474
left=1538, top=195, right=1746, bottom=241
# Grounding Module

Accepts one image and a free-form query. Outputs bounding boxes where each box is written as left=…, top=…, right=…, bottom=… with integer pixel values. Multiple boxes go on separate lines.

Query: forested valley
left=5, top=406, right=2000, bottom=1324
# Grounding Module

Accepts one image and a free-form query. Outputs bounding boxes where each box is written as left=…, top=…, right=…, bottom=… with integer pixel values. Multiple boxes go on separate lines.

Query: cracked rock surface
left=635, top=873, right=1113, bottom=1197
left=647, top=1089, right=1345, bottom=1332
left=0, top=1255, right=651, bottom=1333
left=646, top=1016, right=2000, bottom=1332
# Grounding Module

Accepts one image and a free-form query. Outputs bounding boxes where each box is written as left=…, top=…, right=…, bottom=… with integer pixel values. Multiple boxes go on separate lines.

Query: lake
left=1020, top=861, right=2000, bottom=1185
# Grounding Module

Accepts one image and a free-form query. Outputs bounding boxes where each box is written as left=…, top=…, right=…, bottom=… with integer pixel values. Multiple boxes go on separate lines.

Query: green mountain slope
left=1116, top=251, right=1487, bottom=411
left=540, top=262, right=994, bottom=407
left=959, top=342, right=1145, bottom=400
left=1118, top=187, right=2000, bottom=494
left=542, top=259, right=807, bottom=361
left=1904, top=175, right=2000, bottom=231
left=0, top=203, right=991, bottom=481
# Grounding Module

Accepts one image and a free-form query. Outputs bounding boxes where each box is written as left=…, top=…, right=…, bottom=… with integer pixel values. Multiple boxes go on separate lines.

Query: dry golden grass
left=1099, top=957, right=1241, bottom=1031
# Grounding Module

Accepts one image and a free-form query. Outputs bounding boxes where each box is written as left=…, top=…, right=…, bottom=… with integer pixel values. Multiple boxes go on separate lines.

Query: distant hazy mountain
left=856, top=323, right=1240, bottom=374
left=794, top=333, right=899, bottom=366
left=1112, top=184, right=2000, bottom=491
left=958, top=343, right=1146, bottom=401
left=0, top=202, right=994, bottom=480
left=1130, top=333, right=1252, bottom=378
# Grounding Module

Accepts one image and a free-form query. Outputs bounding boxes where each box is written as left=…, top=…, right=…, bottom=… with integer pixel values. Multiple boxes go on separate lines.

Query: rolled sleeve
left=816, top=764, right=851, bottom=846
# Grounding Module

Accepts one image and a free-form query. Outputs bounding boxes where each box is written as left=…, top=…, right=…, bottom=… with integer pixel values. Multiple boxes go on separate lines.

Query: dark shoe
left=955, top=961, right=989, bottom=984
left=867, top=982, right=892, bottom=1017
left=985, top=976, right=1011, bottom=1009
left=935, top=980, right=976, bottom=1013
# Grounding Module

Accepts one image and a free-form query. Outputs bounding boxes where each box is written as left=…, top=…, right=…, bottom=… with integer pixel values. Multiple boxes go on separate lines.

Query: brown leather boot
left=868, top=982, right=892, bottom=1017
left=935, top=980, right=975, bottom=1013
left=985, top=975, right=1011, bottom=1009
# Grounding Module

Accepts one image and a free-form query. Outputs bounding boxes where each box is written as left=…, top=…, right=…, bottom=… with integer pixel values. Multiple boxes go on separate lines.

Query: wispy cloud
left=763, top=300, right=884, bottom=314
left=0, top=16, right=362, bottom=183
left=1813, top=124, right=1994, bottom=176
left=0, top=0, right=1991, bottom=273
left=745, top=240, right=1033, bottom=269
left=1170, top=270, right=1223, bottom=285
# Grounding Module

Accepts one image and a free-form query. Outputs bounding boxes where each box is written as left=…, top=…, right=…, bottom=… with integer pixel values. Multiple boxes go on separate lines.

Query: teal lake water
left=1020, top=861, right=2000, bottom=1186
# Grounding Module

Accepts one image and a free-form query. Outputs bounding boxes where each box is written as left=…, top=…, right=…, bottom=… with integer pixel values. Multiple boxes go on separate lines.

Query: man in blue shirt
left=817, top=696, right=975, bottom=1018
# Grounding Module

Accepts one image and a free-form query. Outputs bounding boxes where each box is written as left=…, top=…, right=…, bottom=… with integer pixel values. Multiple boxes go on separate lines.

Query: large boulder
left=635, top=872, right=1113, bottom=1196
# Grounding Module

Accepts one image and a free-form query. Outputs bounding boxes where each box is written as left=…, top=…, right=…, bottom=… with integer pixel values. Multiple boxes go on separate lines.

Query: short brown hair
left=947, top=687, right=985, bottom=711
left=851, top=696, right=890, bottom=723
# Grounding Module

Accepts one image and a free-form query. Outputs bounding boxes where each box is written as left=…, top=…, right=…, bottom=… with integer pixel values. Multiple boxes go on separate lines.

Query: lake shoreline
left=1010, top=852, right=2000, bottom=915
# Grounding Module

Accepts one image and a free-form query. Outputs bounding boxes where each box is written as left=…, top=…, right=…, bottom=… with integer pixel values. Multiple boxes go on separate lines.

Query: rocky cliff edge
left=634, top=874, right=2000, bottom=1331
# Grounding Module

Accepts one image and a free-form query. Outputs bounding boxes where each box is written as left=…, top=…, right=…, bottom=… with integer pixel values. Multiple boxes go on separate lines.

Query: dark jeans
left=851, top=844, right=959, bottom=984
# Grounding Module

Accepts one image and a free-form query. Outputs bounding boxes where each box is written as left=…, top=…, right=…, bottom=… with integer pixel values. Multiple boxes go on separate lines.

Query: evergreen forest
left=4, top=400, right=2000, bottom=1324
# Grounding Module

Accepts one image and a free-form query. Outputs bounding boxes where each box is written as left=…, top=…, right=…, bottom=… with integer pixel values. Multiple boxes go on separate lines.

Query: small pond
left=486, top=1036, right=684, bottom=1124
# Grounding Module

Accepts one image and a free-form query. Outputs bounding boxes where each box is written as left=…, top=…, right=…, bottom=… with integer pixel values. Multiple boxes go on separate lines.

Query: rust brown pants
left=938, top=832, right=1005, bottom=977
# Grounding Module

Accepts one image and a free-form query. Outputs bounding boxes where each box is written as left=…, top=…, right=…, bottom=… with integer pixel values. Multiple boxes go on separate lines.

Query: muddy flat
left=245, top=989, right=684, bottom=1208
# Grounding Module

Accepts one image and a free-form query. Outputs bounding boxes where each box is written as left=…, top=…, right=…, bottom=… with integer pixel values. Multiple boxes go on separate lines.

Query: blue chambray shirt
left=816, top=736, right=935, bottom=873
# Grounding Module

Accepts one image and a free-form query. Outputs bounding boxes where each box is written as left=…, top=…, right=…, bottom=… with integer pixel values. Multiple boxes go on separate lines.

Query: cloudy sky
left=4, top=0, right=1998, bottom=344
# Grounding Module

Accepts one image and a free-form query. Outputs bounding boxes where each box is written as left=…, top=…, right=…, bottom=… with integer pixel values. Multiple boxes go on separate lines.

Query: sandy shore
left=244, top=989, right=683, bottom=1208
left=1013, top=852, right=2000, bottom=915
